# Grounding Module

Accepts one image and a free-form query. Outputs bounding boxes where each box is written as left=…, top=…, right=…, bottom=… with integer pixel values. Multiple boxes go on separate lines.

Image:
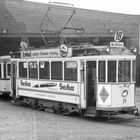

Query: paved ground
left=0, top=89, right=140, bottom=140
left=136, top=88, right=140, bottom=110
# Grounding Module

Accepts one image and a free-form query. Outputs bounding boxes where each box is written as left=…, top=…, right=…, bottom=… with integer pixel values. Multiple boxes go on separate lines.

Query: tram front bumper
left=96, top=106, right=139, bottom=116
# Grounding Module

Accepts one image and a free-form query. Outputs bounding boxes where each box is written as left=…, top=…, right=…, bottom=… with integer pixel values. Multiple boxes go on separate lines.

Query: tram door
left=11, top=62, right=17, bottom=98
left=86, top=61, right=96, bottom=107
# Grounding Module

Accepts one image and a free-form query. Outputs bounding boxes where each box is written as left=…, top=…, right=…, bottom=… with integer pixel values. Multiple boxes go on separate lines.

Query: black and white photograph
left=0, top=0, right=140, bottom=139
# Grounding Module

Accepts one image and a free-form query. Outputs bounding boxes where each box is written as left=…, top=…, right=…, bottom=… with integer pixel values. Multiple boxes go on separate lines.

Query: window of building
left=39, top=61, right=50, bottom=79
left=51, top=61, right=62, bottom=80
left=98, top=61, right=105, bottom=82
left=64, top=61, right=77, bottom=81
left=118, top=61, right=131, bottom=82
left=19, top=62, right=27, bottom=78
left=108, top=61, right=116, bottom=82
left=29, top=61, right=38, bottom=79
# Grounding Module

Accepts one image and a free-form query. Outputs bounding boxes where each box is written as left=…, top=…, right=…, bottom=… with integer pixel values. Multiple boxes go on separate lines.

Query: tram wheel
left=37, top=104, right=45, bottom=111
left=132, top=109, right=140, bottom=117
left=52, top=106, right=58, bottom=114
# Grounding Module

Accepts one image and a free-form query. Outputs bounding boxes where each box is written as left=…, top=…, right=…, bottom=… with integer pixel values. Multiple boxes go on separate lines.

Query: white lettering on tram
left=59, top=83, right=74, bottom=91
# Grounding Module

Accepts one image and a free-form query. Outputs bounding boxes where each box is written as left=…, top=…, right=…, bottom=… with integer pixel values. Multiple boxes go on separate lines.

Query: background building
left=0, top=0, right=140, bottom=85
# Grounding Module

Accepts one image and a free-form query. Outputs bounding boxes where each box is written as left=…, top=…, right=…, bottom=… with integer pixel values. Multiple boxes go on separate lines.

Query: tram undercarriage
left=11, top=95, right=139, bottom=120
left=12, top=96, right=80, bottom=115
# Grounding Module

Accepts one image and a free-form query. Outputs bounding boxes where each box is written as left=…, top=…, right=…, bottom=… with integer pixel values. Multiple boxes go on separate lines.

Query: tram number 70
left=123, top=99, right=127, bottom=104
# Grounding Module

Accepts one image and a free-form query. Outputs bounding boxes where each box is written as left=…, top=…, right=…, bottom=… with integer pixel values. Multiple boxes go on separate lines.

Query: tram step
left=84, top=107, right=96, bottom=117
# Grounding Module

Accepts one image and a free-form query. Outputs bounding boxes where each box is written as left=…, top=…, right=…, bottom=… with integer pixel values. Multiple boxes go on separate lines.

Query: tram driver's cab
left=85, top=46, right=137, bottom=116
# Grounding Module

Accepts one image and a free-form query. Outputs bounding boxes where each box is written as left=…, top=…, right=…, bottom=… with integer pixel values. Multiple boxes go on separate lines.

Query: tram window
left=39, top=61, right=49, bottom=79
left=118, top=61, right=131, bottom=82
left=4, top=62, right=6, bottom=78
left=29, top=61, right=38, bottom=79
left=64, top=61, right=77, bottom=81
left=0, top=64, right=1, bottom=78
left=108, top=61, right=116, bottom=82
left=19, top=62, right=27, bottom=78
left=51, top=61, right=62, bottom=80
left=132, top=61, right=136, bottom=82
left=98, top=61, right=105, bottom=82
left=7, top=63, right=11, bottom=77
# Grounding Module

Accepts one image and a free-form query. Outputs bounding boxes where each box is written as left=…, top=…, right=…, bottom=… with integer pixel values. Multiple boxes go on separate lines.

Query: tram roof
left=0, top=55, right=11, bottom=62
left=109, top=47, right=134, bottom=55
left=72, top=45, right=135, bottom=56
left=12, top=44, right=135, bottom=59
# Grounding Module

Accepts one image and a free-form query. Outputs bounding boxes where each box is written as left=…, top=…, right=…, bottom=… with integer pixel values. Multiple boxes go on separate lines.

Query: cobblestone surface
left=0, top=88, right=139, bottom=140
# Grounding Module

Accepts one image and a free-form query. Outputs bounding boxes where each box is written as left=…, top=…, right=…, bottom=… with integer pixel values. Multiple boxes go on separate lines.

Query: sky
left=25, top=0, right=140, bottom=15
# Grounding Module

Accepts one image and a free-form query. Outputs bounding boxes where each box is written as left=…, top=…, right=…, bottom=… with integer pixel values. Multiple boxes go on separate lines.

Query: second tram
left=0, top=55, right=11, bottom=95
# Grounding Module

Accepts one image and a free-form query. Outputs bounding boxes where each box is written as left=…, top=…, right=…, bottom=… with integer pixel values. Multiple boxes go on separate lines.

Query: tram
left=0, top=55, right=11, bottom=95
left=10, top=43, right=139, bottom=118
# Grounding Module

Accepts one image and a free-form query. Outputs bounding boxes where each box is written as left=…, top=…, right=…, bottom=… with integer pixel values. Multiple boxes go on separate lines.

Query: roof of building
left=0, top=0, right=139, bottom=37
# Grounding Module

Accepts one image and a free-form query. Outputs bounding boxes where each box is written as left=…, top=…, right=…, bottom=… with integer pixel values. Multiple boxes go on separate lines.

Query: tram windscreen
left=108, top=61, right=116, bottom=82
left=118, top=61, right=131, bottom=82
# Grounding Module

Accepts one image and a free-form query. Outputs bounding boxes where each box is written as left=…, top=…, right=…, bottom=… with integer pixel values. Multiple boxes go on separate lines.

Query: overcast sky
left=26, top=0, right=140, bottom=15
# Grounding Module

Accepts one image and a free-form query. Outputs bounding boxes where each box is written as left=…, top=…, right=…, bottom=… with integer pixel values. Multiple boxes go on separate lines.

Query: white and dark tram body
left=0, top=55, right=11, bottom=95
left=10, top=44, right=139, bottom=117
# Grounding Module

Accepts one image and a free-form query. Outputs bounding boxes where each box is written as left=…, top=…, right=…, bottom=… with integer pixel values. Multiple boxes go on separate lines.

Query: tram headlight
left=122, top=90, right=128, bottom=97
left=132, top=48, right=137, bottom=53
left=131, top=47, right=137, bottom=53
left=105, top=47, right=110, bottom=53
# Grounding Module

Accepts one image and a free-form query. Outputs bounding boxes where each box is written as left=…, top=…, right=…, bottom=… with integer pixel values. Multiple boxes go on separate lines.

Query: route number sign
left=114, top=31, right=123, bottom=42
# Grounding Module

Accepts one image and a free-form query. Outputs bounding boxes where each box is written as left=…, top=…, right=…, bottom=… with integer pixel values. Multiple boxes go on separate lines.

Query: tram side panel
left=97, top=84, right=135, bottom=109
left=111, top=84, right=135, bottom=107
left=16, top=79, right=81, bottom=105
left=0, top=80, right=11, bottom=94
left=11, top=58, right=87, bottom=112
